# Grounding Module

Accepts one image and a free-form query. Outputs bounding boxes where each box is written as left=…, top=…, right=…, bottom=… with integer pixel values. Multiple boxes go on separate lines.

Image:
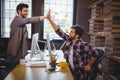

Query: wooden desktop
left=4, top=50, right=74, bottom=80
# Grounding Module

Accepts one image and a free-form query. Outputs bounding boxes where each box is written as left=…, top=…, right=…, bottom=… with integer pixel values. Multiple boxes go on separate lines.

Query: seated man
left=47, top=10, right=99, bottom=80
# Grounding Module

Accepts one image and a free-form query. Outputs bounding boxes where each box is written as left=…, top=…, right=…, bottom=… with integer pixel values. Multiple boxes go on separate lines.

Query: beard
left=70, top=35, right=76, bottom=40
left=21, top=14, right=27, bottom=18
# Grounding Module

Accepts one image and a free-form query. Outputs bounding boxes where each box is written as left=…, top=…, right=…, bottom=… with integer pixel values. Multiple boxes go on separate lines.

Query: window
left=1, top=0, right=32, bottom=38
left=44, top=0, right=74, bottom=39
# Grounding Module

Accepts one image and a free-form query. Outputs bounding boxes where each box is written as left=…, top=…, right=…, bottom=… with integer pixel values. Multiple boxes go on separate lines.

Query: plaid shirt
left=56, top=28, right=98, bottom=71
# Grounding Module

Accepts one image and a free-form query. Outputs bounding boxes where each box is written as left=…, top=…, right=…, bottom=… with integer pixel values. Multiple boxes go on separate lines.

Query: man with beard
left=47, top=10, right=99, bottom=80
left=7, top=3, right=48, bottom=64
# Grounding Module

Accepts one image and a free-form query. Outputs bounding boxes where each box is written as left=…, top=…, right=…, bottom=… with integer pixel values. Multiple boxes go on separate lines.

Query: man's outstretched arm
left=47, top=10, right=59, bottom=31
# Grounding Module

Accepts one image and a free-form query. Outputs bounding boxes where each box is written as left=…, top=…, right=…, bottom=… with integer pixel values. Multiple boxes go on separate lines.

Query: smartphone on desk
left=45, top=68, right=56, bottom=73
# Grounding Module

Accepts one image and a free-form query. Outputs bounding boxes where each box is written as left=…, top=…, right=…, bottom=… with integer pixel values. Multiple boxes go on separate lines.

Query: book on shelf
left=103, top=0, right=120, bottom=15
left=104, top=19, right=112, bottom=32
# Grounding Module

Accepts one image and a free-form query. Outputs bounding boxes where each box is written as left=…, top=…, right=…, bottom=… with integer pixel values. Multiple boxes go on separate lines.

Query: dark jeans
left=71, top=70, right=97, bottom=80
left=70, top=69, right=88, bottom=80
left=70, top=68, right=97, bottom=80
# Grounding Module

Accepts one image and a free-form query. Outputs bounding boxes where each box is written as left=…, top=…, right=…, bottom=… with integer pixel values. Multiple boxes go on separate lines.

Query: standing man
left=47, top=10, right=99, bottom=80
left=7, top=3, right=48, bottom=63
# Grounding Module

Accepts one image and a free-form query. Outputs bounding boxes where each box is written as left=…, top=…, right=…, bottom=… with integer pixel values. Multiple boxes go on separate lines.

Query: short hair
left=16, top=3, right=29, bottom=14
left=71, top=25, right=84, bottom=38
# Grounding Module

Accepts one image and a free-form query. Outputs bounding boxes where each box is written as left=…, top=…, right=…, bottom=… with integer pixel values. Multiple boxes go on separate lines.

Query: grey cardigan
left=7, top=16, right=40, bottom=60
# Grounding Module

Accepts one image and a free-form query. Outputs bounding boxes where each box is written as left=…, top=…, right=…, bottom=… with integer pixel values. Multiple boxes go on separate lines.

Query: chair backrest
left=89, top=48, right=106, bottom=80
left=59, top=41, right=66, bottom=50
left=0, top=70, right=7, bottom=80
left=95, top=48, right=106, bottom=65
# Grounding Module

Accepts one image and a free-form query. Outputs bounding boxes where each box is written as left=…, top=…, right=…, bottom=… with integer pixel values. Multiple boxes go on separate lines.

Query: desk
left=4, top=50, right=74, bottom=80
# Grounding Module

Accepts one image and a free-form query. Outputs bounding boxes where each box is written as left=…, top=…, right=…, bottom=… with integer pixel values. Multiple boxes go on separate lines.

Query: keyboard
left=25, top=61, right=46, bottom=67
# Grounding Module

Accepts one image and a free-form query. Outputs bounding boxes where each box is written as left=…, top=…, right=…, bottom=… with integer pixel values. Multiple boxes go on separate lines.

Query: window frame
left=42, top=0, right=77, bottom=40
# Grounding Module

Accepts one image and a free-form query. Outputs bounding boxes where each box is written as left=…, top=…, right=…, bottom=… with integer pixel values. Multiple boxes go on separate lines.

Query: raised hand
left=47, top=9, right=51, bottom=20
left=39, top=10, right=50, bottom=21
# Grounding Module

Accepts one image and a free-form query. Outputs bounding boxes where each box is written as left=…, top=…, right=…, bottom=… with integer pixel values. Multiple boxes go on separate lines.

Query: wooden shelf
left=88, top=17, right=112, bottom=21
left=87, top=32, right=109, bottom=37
left=112, top=2, right=120, bottom=5
left=88, top=13, right=120, bottom=22
left=89, top=0, right=120, bottom=8
left=88, top=0, right=120, bottom=79
left=106, top=55, right=120, bottom=63
left=88, top=0, right=105, bottom=8
left=111, top=35, right=120, bottom=38
left=88, top=0, right=120, bottom=59
left=111, top=13, right=120, bottom=17
left=88, top=16, right=111, bottom=21
left=87, top=32, right=120, bottom=38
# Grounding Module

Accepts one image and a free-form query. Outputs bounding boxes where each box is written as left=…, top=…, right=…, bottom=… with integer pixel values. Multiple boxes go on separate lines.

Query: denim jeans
left=70, top=68, right=86, bottom=80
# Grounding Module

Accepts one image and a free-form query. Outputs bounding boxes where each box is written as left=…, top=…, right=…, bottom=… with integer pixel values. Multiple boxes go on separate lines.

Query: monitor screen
left=31, top=33, right=40, bottom=56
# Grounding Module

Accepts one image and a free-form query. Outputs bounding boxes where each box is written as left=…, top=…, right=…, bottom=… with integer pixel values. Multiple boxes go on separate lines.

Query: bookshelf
left=88, top=0, right=120, bottom=57
left=88, top=0, right=120, bottom=79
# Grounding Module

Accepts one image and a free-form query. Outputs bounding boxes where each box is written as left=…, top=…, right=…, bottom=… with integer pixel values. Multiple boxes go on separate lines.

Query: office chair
left=59, top=41, right=66, bottom=50
left=88, top=48, right=106, bottom=80
left=0, top=53, right=9, bottom=68
left=0, top=53, right=9, bottom=80
left=0, top=53, right=18, bottom=78
left=0, top=70, right=7, bottom=80
left=50, top=40, right=66, bottom=50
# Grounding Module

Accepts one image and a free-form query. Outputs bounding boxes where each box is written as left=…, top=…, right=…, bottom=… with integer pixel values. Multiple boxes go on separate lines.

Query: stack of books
left=89, top=20, right=94, bottom=33
left=93, top=20, right=104, bottom=32
left=112, top=17, right=120, bottom=36
left=103, top=0, right=111, bottom=15
left=90, top=36, right=105, bottom=47
left=105, top=37, right=120, bottom=57
left=104, top=19, right=112, bottom=33
left=104, top=0, right=120, bottom=15
left=91, top=5, right=103, bottom=18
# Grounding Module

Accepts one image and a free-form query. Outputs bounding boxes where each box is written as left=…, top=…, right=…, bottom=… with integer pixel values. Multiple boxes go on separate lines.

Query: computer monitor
left=31, top=33, right=41, bottom=57
left=25, top=33, right=47, bottom=66
left=46, top=33, right=52, bottom=57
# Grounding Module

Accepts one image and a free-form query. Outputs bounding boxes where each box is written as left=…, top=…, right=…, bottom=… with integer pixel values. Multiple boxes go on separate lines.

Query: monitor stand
left=25, top=43, right=46, bottom=67
left=25, top=60, right=46, bottom=67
